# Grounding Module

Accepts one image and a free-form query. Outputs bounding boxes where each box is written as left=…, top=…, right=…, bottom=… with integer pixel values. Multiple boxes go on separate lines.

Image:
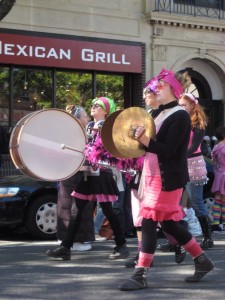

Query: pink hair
left=99, top=97, right=110, bottom=114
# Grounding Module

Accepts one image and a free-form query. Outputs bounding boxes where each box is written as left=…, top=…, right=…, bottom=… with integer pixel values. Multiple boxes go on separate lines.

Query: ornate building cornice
left=145, top=11, right=225, bottom=32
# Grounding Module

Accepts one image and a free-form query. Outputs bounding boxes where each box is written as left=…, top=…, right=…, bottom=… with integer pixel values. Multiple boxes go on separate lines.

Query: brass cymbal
left=101, top=110, right=128, bottom=159
left=112, top=107, right=156, bottom=158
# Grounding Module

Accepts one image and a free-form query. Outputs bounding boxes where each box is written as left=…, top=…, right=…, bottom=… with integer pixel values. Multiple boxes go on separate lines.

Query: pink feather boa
left=85, top=132, right=145, bottom=182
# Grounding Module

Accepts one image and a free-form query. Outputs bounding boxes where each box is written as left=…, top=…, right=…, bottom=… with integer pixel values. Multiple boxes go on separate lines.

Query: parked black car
left=0, top=152, right=215, bottom=240
left=0, top=154, right=58, bottom=240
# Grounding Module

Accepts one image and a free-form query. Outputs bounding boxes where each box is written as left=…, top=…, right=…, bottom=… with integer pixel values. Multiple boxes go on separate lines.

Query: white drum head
left=10, top=109, right=86, bottom=181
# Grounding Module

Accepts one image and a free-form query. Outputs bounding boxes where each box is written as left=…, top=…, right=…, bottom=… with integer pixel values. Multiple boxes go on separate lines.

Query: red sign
left=0, top=32, right=142, bottom=73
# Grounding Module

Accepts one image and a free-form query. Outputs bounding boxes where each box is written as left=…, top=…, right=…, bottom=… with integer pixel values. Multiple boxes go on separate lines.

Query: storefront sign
left=0, top=32, right=142, bottom=73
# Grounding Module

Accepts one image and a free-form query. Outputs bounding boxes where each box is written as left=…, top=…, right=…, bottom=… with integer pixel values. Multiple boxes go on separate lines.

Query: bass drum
left=9, top=109, right=86, bottom=181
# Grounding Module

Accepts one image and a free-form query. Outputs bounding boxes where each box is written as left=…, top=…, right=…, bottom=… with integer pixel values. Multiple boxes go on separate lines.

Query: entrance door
left=183, top=68, right=224, bottom=136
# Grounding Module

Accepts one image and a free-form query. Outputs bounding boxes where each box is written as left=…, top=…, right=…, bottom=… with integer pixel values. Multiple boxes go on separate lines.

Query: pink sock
left=136, top=251, right=154, bottom=268
left=183, top=237, right=203, bottom=258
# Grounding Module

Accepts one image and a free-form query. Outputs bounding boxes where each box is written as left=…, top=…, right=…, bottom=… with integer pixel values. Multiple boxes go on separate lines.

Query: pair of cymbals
left=101, top=107, right=156, bottom=158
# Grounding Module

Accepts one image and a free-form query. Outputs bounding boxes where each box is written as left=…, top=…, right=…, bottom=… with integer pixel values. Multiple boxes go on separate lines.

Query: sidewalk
left=0, top=233, right=224, bottom=300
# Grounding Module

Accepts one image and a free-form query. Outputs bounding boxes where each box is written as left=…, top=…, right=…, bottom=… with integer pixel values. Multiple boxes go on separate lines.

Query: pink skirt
left=71, top=170, right=119, bottom=202
left=71, top=191, right=118, bottom=202
left=211, top=173, right=225, bottom=195
left=140, top=175, right=185, bottom=222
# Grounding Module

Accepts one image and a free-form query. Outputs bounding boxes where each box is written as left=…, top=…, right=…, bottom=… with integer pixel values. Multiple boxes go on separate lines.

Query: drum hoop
left=10, top=112, right=34, bottom=174
left=9, top=109, right=86, bottom=181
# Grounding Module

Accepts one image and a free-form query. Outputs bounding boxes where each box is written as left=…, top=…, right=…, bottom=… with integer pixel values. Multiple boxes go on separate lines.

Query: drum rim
left=9, top=109, right=86, bottom=181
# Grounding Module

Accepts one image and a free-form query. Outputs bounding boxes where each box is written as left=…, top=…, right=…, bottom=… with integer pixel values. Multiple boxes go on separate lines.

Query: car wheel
left=25, top=194, right=57, bottom=240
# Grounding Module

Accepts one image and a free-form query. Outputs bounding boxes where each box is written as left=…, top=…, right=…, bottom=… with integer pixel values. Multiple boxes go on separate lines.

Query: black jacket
left=187, top=126, right=205, bottom=158
left=147, top=104, right=191, bottom=191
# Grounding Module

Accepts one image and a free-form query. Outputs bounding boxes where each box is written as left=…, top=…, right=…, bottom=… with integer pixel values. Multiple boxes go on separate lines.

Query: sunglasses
left=91, top=103, right=102, bottom=109
left=157, top=81, right=170, bottom=90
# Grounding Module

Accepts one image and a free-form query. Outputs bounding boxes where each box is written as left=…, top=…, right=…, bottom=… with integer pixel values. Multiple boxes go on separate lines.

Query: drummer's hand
left=135, top=126, right=149, bottom=147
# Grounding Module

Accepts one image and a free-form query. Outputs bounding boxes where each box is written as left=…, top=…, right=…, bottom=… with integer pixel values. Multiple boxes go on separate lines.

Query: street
left=0, top=229, right=224, bottom=300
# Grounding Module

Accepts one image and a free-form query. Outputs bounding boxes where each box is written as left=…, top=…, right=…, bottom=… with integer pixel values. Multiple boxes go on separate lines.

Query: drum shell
left=9, top=109, right=86, bottom=181
left=10, top=113, right=36, bottom=179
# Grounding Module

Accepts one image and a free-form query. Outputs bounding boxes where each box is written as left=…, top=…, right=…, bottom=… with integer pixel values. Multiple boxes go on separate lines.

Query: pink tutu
left=71, top=191, right=118, bottom=202
left=140, top=179, right=185, bottom=222
left=211, top=143, right=225, bottom=195
left=141, top=206, right=185, bottom=222
left=139, top=152, right=185, bottom=222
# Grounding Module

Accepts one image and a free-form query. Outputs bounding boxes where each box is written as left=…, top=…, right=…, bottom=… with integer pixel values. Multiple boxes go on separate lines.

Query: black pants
left=141, top=218, right=193, bottom=254
left=62, top=199, right=126, bottom=248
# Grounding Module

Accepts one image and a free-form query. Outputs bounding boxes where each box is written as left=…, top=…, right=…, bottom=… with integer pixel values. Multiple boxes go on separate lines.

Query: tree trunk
left=0, top=0, right=16, bottom=21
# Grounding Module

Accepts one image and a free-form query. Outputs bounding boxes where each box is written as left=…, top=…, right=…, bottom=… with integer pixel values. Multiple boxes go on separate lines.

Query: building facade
left=0, top=0, right=225, bottom=136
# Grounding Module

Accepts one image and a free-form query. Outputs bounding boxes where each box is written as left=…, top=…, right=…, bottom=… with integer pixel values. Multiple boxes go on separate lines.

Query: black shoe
left=157, top=241, right=174, bottom=252
left=174, top=245, right=186, bottom=264
left=200, top=237, right=214, bottom=250
left=109, top=244, right=129, bottom=260
left=185, top=252, right=214, bottom=282
left=46, top=245, right=71, bottom=261
left=124, top=254, right=139, bottom=268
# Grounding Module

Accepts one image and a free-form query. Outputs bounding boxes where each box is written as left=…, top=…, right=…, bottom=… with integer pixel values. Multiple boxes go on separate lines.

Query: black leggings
left=62, top=199, right=126, bottom=248
left=141, top=218, right=193, bottom=254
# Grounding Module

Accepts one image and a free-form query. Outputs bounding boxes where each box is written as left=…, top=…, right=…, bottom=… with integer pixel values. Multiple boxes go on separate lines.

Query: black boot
left=119, top=267, right=148, bottom=291
left=108, top=243, right=129, bottom=260
left=185, top=252, right=214, bottom=282
left=198, top=216, right=214, bottom=249
left=46, top=245, right=71, bottom=261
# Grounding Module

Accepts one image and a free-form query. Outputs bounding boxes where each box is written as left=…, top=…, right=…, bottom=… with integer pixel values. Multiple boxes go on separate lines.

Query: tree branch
left=0, top=0, right=16, bottom=21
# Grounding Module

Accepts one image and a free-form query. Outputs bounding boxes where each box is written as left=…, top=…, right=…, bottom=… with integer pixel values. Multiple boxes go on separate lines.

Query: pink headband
left=156, top=68, right=183, bottom=99
left=99, top=97, right=110, bottom=114
left=144, top=77, right=158, bottom=94
left=184, top=93, right=198, bottom=104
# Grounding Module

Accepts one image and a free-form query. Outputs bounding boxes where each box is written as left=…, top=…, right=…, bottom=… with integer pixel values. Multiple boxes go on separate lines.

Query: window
left=96, top=74, right=124, bottom=109
left=174, top=0, right=223, bottom=9
left=12, top=68, right=52, bottom=125
left=0, top=67, right=9, bottom=126
left=56, top=71, right=92, bottom=110
left=0, top=66, right=126, bottom=127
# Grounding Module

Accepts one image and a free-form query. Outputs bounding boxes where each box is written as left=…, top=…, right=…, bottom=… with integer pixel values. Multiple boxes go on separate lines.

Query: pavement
left=0, top=230, right=225, bottom=300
